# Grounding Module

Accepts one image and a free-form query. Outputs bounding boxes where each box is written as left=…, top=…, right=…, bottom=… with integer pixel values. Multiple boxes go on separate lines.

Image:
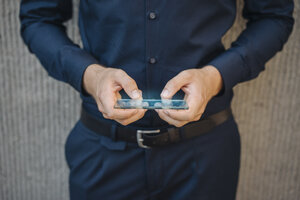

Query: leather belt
left=80, top=106, right=232, bottom=148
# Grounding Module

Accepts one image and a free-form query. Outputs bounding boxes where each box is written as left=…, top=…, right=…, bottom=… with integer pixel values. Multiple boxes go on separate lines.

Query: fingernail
left=161, top=89, right=169, bottom=98
left=132, top=90, right=140, bottom=99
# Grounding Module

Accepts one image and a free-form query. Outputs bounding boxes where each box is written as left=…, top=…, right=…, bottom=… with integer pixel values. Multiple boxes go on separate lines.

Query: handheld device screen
left=114, top=99, right=188, bottom=110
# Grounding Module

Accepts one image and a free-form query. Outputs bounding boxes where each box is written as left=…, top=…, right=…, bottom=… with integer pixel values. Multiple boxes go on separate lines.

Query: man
left=19, top=0, right=294, bottom=199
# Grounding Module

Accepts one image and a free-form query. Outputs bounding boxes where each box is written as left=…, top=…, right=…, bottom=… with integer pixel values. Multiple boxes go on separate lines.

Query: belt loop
left=167, top=127, right=181, bottom=143
left=110, top=123, right=117, bottom=141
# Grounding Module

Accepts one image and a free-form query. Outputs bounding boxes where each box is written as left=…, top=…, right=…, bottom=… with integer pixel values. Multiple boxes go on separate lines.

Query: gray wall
left=0, top=0, right=299, bottom=199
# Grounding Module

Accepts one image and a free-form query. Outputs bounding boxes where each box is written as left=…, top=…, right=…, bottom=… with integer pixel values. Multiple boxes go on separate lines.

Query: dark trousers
left=65, top=115, right=241, bottom=200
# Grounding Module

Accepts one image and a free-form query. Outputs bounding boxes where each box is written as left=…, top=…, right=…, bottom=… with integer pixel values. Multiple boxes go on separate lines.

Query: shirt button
left=149, top=12, right=157, bottom=20
left=149, top=57, right=157, bottom=64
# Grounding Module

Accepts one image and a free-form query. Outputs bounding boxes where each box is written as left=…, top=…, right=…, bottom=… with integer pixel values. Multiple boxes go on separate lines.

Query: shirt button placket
left=148, top=10, right=158, bottom=66
left=145, top=1, right=162, bottom=190
left=145, top=1, right=159, bottom=99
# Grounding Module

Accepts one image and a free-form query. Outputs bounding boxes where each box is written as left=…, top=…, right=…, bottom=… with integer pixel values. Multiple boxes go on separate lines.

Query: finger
left=117, top=109, right=147, bottom=125
left=161, top=71, right=191, bottom=99
left=163, top=109, right=195, bottom=121
left=115, top=91, right=135, bottom=119
left=116, top=70, right=142, bottom=99
left=100, top=89, right=138, bottom=119
left=166, top=109, right=201, bottom=122
left=107, top=109, right=140, bottom=120
left=116, top=92, right=122, bottom=99
left=161, top=92, right=197, bottom=121
left=165, top=97, right=196, bottom=121
left=155, top=109, right=188, bottom=127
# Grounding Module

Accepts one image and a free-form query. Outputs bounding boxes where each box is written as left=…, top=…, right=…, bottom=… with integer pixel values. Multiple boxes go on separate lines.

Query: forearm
left=20, top=0, right=99, bottom=93
left=207, top=0, right=294, bottom=95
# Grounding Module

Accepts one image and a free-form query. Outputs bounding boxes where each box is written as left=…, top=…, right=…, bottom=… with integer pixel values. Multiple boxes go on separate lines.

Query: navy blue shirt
left=20, top=0, right=294, bottom=127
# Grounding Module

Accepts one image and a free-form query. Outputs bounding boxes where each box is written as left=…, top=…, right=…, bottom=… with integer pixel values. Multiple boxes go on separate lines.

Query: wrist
left=83, top=64, right=106, bottom=96
left=199, top=65, right=223, bottom=97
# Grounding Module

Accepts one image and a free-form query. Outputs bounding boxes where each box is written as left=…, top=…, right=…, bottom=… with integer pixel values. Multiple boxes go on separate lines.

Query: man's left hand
left=155, top=65, right=223, bottom=127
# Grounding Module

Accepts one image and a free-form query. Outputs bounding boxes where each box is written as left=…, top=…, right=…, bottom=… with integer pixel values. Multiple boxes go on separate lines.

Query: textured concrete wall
left=0, top=0, right=299, bottom=199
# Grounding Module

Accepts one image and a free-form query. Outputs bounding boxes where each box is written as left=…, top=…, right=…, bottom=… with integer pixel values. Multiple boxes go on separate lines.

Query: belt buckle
left=136, top=129, right=160, bottom=148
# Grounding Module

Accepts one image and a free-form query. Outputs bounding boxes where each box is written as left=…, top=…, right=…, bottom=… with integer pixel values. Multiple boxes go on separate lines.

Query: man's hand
left=83, top=64, right=147, bottom=126
left=155, top=65, right=223, bottom=127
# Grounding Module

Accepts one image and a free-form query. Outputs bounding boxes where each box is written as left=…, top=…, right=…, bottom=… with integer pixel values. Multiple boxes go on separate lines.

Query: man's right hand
left=83, top=64, right=147, bottom=126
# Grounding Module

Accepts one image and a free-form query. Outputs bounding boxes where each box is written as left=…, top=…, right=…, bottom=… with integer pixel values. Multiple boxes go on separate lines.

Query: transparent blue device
left=114, top=99, right=188, bottom=110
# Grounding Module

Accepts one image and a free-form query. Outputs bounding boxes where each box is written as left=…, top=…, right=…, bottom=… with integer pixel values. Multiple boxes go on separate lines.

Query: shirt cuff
left=208, top=48, right=246, bottom=97
left=58, top=45, right=99, bottom=95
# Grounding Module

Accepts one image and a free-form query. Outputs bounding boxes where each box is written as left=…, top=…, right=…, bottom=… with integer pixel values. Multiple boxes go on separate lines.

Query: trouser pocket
left=64, top=120, right=81, bottom=169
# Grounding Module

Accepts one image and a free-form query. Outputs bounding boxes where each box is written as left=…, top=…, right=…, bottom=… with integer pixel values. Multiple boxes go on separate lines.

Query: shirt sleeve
left=208, top=0, right=294, bottom=96
left=19, top=0, right=99, bottom=94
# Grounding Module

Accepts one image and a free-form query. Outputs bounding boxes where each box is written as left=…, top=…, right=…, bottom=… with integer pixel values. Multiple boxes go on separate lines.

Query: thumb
left=117, top=72, right=141, bottom=99
left=161, top=71, right=190, bottom=99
